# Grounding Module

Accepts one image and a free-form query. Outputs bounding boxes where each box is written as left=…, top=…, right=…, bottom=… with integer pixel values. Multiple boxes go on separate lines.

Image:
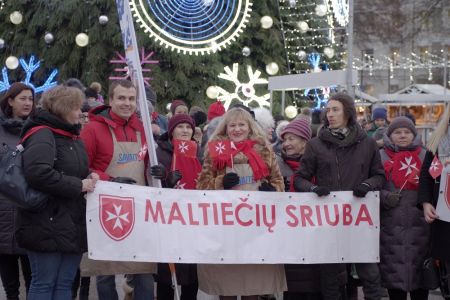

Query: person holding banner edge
left=80, top=79, right=155, bottom=300
left=379, top=117, right=430, bottom=300
left=150, top=113, right=201, bottom=300
left=294, top=92, right=385, bottom=300
left=418, top=103, right=450, bottom=299
left=196, top=107, right=286, bottom=300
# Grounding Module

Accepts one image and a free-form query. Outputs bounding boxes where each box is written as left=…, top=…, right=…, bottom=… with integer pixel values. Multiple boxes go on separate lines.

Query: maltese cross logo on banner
left=100, top=195, right=135, bottom=241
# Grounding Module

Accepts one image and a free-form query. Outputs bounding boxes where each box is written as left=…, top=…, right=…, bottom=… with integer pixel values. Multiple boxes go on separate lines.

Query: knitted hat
left=281, top=118, right=312, bottom=141
left=207, top=100, right=225, bottom=121
left=387, top=116, right=417, bottom=137
left=168, top=113, right=195, bottom=138
left=372, top=107, right=387, bottom=121
left=170, top=99, right=187, bottom=114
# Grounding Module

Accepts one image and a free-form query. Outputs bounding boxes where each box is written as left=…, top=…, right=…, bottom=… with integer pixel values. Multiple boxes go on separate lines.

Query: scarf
left=383, top=147, right=422, bottom=190
left=211, top=139, right=269, bottom=181
left=285, top=159, right=300, bottom=192
left=329, top=127, right=349, bottom=140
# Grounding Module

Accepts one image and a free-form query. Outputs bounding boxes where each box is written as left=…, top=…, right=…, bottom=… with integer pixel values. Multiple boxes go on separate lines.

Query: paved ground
left=0, top=273, right=445, bottom=300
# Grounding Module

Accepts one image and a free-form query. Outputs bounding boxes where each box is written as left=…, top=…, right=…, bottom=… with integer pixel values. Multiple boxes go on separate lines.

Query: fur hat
left=387, top=116, right=417, bottom=137
left=168, top=113, right=195, bottom=139
left=253, top=107, right=274, bottom=130
left=170, top=99, right=187, bottom=114
left=207, top=100, right=225, bottom=121
left=281, top=118, right=312, bottom=141
left=275, top=120, right=290, bottom=140
left=372, top=107, right=387, bottom=121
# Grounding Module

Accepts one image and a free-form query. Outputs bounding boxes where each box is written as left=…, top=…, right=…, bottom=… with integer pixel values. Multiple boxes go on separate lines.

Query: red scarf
left=285, top=160, right=300, bottom=192
left=211, top=139, right=269, bottom=181
left=383, top=147, right=422, bottom=190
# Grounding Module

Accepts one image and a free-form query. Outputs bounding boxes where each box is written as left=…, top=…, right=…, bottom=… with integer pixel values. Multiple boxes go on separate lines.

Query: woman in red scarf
left=196, top=107, right=285, bottom=300
left=379, top=116, right=430, bottom=300
left=150, top=113, right=201, bottom=300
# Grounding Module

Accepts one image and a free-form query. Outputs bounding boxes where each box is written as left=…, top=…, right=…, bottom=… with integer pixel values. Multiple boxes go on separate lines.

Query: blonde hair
left=209, top=107, right=268, bottom=143
left=427, top=103, right=450, bottom=154
left=90, top=81, right=102, bottom=93
left=41, top=85, right=84, bottom=119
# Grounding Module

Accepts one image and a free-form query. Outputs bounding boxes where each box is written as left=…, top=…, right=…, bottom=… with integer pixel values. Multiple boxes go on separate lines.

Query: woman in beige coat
left=196, top=107, right=286, bottom=300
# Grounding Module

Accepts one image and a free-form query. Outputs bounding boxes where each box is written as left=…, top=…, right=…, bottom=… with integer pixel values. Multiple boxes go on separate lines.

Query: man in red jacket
left=80, top=79, right=155, bottom=300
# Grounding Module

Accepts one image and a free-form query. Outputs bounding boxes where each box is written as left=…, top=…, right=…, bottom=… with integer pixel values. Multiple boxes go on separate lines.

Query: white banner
left=436, top=166, right=450, bottom=222
left=86, top=181, right=380, bottom=264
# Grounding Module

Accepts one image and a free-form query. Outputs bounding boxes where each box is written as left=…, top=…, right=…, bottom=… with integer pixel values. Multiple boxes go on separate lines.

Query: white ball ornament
left=99, top=15, right=109, bottom=25
left=324, top=47, right=335, bottom=58
left=297, top=21, right=309, bottom=33
left=5, top=56, right=19, bottom=69
left=242, top=46, right=251, bottom=57
left=285, top=106, right=298, bottom=119
left=206, top=86, right=219, bottom=99
left=44, top=33, right=54, bottom=44
left=265, top=62, right=279, bottom=75
left=75, top=33, right=89, bottom=47
left=0, top=39, right=5, bottom=49
left=315, top=4, right=327, bottom=17
left=10, top=11, right=23, bottom=25
left=260, top=16, right=273, bottom=29
left=297, top=50, right=307, bottom=60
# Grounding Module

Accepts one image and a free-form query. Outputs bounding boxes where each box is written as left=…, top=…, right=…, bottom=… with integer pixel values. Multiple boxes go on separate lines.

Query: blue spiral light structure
left=130, top=0, right=252, bottom=55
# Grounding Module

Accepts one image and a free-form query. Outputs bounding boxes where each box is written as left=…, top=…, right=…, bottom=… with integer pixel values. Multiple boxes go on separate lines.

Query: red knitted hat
left=281, top=118, right=312, bottom=141
left=207, top=100, right=225, bottom=121
left=170, top=99, right=187, bottom=114
left=168, top=113, right=195, bottom=138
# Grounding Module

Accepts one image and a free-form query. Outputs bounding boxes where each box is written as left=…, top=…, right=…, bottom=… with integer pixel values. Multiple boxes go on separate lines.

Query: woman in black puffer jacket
left=0, top=82, right=34, bottom=300
left=17, top=85, right=98, bottom=300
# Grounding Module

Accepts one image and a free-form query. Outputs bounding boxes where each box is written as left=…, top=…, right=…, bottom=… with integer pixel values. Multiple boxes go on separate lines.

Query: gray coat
left=379, top=135, right=430, bottom=291
left=0, top=113, right=26, bottom=254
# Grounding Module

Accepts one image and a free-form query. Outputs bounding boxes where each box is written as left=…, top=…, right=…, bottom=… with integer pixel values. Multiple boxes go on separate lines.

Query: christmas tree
left=0, top=0, right=286, bottom=112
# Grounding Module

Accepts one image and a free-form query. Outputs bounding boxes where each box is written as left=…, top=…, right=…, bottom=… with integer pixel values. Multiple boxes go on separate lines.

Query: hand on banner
left=110, top=177, right=137, bottom=185
left=310, top=185, right=331, bottom=197
left=423, top=202, right=439, bottom=223
left=353, top=182, right=371, bottom=198
left=82, top=178, right=97, bottom=192
left=88, top=172, right=100, bottom=181
left=167, top=170, right=182, bottom=188
left=150, top=164, right=167, bottom=180
left=385, top=191, right=402, bottom=208
left=259, top=182, right=276, bottom=192
left=223, top=172, right=240, bottom=190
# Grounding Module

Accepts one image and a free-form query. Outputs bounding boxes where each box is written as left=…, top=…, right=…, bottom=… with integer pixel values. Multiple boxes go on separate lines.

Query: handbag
left=422, top=257, right=440, bottom=290
left=0, top=125, right=55, bottom=211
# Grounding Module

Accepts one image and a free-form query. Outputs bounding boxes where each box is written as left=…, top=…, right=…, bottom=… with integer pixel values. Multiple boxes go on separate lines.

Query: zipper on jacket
left=123, top=121, right=129, bottom=141
left=335, top=149, right=341, bottom=189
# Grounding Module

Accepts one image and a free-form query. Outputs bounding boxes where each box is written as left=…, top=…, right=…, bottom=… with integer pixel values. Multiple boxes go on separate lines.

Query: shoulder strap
left=19, top=126, right=77, bottom=145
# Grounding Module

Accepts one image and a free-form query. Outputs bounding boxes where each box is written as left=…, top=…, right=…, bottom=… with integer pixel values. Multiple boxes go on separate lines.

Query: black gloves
left=166, top=170, right=182, bottom=188
left=353, top=182, right=371, bottom=198
left=150, top=164, right=167, bottom=179
left=110, top=177, right=136, bottom=184
left=283, top=177, right=290, bottom=191
left=223, top=172, right=240, bottom=190
left=385, top=191, right=401, bottom=208
left=259, top=182, right=276, bottom=192
left=150, top=164, right=182, bottom=188
left=310, top=185, right=331, bottom=197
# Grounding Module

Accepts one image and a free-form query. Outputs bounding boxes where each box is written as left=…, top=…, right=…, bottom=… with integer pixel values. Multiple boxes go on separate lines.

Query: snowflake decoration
left=0, top=55, right=58, bottom=93
left=215, top=63, right=270, bottom=110
left=303, top=53, right=335, bottom=109
left=130, top=0, right=253, bottom=55
left=109, top=48, right=159, bottom=86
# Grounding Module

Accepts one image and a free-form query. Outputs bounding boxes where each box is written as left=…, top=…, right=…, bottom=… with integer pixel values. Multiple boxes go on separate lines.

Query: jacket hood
left=0, top=110, right=26, bottom=136
left=88, top=105, right=143, bottom=131
left=21, top=108, right=81, bottom=137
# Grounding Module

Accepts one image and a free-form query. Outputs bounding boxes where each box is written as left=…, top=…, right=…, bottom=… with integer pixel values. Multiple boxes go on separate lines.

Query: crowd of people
left=0, top=78, right=449, bottom=300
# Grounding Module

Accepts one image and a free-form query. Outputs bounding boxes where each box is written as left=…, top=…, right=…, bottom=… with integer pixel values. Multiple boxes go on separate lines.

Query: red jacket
left=80, top=105, right=147, bottom=180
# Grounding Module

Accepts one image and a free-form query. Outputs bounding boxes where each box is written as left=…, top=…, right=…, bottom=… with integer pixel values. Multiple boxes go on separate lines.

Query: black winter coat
left=0, top=113, right=27, bottom=254
left=16, top=109, right=89, bottom=253
left=418, top=151, right=450, bottom=261
left=379, top=137, right=430, bottom=291
left=154, top=132, right=198, bottom=286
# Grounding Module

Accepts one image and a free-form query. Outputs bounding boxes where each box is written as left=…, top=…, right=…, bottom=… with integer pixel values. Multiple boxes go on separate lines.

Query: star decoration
left=399, top=156, right=417, bottom=176
left=105, top=204, right=130, bottom=230
left=215, top=142, right=226, bottom=154
left=178, top=142, right=189, bottom=153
